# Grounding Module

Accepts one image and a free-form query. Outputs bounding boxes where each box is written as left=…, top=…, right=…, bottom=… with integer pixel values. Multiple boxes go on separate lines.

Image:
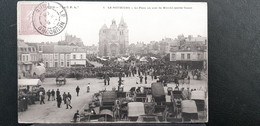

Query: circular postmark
left=32, top=2, right=67, bottom=36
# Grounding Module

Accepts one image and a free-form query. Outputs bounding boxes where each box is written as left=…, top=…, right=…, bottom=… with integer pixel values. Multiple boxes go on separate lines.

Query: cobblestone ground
left=18, top=74, right=207, bottom=123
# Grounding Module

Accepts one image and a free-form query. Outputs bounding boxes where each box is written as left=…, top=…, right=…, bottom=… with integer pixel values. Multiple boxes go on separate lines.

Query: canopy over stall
left=18, top=79, right=42, bottom=86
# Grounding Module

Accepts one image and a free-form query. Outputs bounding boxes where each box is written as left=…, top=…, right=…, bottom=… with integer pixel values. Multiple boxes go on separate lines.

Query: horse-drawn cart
left=56, top=74, right=66, bottom=86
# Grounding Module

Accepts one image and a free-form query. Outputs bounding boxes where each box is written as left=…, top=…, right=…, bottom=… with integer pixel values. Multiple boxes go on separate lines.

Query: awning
left=18, top=79, right=42, bottom=86
left=140, top=57, right=148, bottom=62
left=150, top=57, right=157, bottom=61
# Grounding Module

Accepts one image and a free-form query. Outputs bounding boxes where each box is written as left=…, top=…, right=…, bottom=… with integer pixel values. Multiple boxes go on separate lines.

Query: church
left=98, top=17, right=129, bottom=57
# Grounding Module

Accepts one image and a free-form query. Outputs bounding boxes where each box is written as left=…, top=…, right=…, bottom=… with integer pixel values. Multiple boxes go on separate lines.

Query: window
left=50, top=55, right=53, bottom=61
left=198, top=53, right=201, bottom=59
left=39, top=46, right=42, bottom=51
left=67, top=62, right=69, bottom=67
left=60, top=54, right=64, bottom=61
left=28, top=48, right=31, bottom=52
left=181, top=54, right=185, bottom=60
left=55, top=62, right=58, bottom=67
left=20, top=48, right=24, bottom=51
left=24, top=48, right=27, bottom=52
left=61, top=62, right=64, bottom=67
left=67, top=54, right=70, bottom=60
left=73, top=55, right=76, bottom=59
left=187, top=54, right=190, bottom=59
left=171, top=54, right=175, bottom=60
left=80, top=54, right=83, bottom=59
left=45, top=62, right=49, bottom=67
left=54, top=54, right=58, bottom=59
left=26, top=55, right=28, bottom=61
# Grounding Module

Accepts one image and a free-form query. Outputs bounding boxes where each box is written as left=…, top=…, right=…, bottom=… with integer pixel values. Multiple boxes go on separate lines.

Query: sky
left=18, top=2, right=207, bottom=46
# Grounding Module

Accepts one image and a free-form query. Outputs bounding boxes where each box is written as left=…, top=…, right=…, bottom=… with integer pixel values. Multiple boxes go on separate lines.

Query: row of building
left=17, top=34, right=98, bottom=77
left=98, top=18, right=207, bottom=68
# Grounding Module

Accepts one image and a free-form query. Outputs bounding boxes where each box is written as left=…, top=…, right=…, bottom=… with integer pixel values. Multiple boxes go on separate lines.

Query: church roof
left=119, top=16, right=127, bottom=28
left=120, top=16, right=124, bottom=24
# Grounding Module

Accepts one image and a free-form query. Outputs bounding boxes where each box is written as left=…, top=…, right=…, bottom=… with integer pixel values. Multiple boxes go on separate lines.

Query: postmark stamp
left=32, top=2, right=68, bottom=36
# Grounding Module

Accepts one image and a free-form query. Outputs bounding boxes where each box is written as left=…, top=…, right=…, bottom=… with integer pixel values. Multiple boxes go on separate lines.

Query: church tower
left=118, top=16, right=129, bottom=54
left=98, top=17, right=128, bottom=57
left=99, top=24, right=108, bottom=56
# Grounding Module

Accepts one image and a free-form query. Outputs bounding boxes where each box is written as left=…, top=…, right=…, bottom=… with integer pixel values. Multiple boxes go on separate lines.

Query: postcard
left=17, top=1, right=208, bottom=123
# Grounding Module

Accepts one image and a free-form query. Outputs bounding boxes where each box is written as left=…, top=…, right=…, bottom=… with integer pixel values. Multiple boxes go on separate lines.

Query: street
left=18, top=74, right=207, bottom=123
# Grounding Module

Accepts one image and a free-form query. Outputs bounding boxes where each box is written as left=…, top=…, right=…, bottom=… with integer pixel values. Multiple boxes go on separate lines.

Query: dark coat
left=51, top=91, right=55, bottom=96
left=76, top=87, right=80, bottom=92
left=57, top=96, right=62, bottom=103
left=56, top=90, right=60, bottom=97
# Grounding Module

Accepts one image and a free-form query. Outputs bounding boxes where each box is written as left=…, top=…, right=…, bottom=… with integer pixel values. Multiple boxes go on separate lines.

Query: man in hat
left=46, top=90, right=51, bottom=101
left=76, top=86, right=80, bottom=96
left=57, top=95, right=62, bottom=108
left=62, top=92, right=67, bottom=104
left=56, top=89, right=60, bottom=100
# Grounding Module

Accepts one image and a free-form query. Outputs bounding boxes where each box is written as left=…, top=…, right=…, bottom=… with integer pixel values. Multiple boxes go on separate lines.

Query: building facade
left=99, top=17, right=129, bottom=57
left=70, top=47, right=87, bottom=67
left=170, top=41, right=207, bottom=69
left=41, top=45, right=88, bottom=68
left=18, top=39, right=39, bottom=78
left=41, top=45, right=73, bottom=68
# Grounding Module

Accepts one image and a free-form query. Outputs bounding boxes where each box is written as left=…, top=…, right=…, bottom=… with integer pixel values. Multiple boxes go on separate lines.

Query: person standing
left=145, top=75, right=147, bottom=84
left=104, top=73, right=107, bottom=86
left=76, top=86, right=80, bottom=96
left=57, top=95, right=62, bottom=108
left=51, top=89, right=55, bottom=101
left=39, top=91, right=45, bottom=104
left=67, top=92, right=72, bottom=100
left=107, top=76, right=110, bottom=85
left=62, top=92, right=67, bottom=104
left=87, top=83, right=90, bottom=93
left=46, top=90, right=51, bottom=101
left=187, top=75, right=190, bottom=84
left=66, top=97, right=72, bottom=109
left=139, top=75, right=143, bottom=84
left=56, top=89, right=60, bottom=100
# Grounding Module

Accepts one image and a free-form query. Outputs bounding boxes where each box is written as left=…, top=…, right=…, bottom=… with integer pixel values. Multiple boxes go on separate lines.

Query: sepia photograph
left=17, top=1, right=208, bottom=123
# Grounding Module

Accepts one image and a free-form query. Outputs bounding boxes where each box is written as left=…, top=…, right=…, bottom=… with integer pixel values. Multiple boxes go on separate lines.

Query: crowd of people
left=38, top=88, right=74, bottom=109
left=19, top=85, right=84, bottom=112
